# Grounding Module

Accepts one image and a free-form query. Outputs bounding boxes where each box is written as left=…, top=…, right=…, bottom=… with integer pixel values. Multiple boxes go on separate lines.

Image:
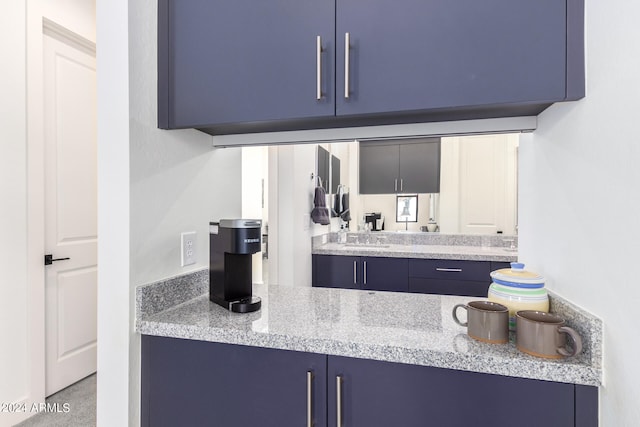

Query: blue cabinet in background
left=313, top=254, right=509, bottom=297
left=158, top=0, right=585, bottom=135
left=313, top=255, right=408, bottom=292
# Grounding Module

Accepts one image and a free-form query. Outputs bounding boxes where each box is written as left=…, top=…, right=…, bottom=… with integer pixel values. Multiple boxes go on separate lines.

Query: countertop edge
left=136, top=313, right=600, bottom=387
left=312, top=247, right=517, bottom=262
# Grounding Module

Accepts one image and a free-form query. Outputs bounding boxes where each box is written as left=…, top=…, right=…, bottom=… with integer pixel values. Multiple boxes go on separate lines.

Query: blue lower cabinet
left=141, top=336, right=327, bottom=427
left=313, top=255, right=360, bottom=289
left=142, top=336, right=597, bottom=427
left=313, top=255, right=498, bottom=296
left=361, top=257, right=408, bottom=292
left=408, top=277, right=490, bottom=297
left=328, top=356, right=581, bottom=427
left=313, top=255, right=408, bottom=292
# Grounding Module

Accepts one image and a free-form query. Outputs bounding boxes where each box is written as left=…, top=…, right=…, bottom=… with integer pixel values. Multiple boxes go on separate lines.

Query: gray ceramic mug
left=515, top=311, right=583, bottom=359
left=452, top=301, right=509, bottom=344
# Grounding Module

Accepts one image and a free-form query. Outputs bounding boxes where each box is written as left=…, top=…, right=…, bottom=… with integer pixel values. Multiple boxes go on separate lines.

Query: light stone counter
left=311, top=232, right=518, bottom=262
left=136, top=270, right=601, bottom=387
left=312, top=242, right=517, bottom=262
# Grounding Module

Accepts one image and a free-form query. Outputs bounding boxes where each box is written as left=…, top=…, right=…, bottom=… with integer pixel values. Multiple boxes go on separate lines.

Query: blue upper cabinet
left=158, top=0, right=584, bottom=135
left=336, top=0, right=573, bottom=117
left=158, top=0, right=335, bottom=129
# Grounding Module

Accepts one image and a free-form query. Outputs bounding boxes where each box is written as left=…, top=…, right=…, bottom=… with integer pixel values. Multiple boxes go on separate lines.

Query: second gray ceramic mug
left=452, top=301, right=509, bottom=344
left=515, top=311, right=583, bottom=359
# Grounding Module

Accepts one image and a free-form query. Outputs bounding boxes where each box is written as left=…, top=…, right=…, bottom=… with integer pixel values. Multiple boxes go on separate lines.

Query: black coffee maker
left=364, top=212, right=384, bottom=231
left=209, top=219, right=262, bottom=313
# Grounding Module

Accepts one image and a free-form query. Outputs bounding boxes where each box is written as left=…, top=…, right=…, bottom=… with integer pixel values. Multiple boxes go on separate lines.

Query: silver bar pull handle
left=316, top=36, right=322, bottom=100
left=344, top=32, right=350, bottom=99
left=400, top=179, right=403, bottom=191
left=364, top=261, right=367, bottom=285
left=353, top=260, right=357, bottom=284
left=336, top=375, right=343, bottom=427
left=436, top=268, right=463, bottom=272
left=307, top=371, right=313, bottom=427
left=394, top=179, right=398, bottom=192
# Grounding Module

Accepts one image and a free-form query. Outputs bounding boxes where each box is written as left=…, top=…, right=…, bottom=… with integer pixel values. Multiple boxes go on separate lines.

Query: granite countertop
left=136, top=275, right=601, bottom=386
left=312, top=242, right=517, bottom=262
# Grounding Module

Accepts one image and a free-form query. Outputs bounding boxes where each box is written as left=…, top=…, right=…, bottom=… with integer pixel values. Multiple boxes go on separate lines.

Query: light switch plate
left=181, top=231, right=197, bottom=266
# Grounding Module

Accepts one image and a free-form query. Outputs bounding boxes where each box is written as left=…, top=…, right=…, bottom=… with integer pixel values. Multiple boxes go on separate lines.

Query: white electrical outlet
left=181, top=231, right=197, bottom=267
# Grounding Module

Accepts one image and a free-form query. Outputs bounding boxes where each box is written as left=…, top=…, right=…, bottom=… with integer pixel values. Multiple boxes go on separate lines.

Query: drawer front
left=409, top=278, right=490, bottom=298
left=490, top=261, right=511, bottom=272
left=408, top=259, right=491, bottom=282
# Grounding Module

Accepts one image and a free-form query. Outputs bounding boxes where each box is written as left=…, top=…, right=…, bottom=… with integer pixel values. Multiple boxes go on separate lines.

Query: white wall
left=519, top=1, right=640, bottom=425
left=96, top=0, right=129, bottom=425
left=98, top=0, right=243, bottom=425
left=273, top=145, right=320, bottom=287
left=0, top=4, right=29, bottom=426
left=242, top=146, right=267, bottom=283
left=359, top=194, right=433, bottom=231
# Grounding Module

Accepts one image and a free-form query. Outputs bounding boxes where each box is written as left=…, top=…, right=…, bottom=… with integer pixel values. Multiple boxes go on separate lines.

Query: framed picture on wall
left=396, top=194, right=418, bottom=222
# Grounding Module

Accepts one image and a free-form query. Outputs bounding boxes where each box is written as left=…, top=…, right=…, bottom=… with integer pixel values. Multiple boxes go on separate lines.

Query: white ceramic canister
left=487, top=263, right=549, bottom=331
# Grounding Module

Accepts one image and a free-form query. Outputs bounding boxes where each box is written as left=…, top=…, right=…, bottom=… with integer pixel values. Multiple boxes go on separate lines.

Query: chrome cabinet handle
left=436, top=268, right=463, bottom=272
left=336, top=375, right=343, bottom=427
left=307, top=371, right=313, bottom=427
left=364, top=261, right=367, bottom=285
left=400, top=179, right=403, bottom=191
left=394, top=179, right=398, bottom=192
left=353, top=260, right=357, bottom=284
left=316, top=36, right=323, bottom=100
left=344, top=32, right=350, bottom=99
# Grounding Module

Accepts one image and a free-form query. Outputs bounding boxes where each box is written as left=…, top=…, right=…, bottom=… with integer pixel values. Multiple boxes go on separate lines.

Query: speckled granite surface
left=135, top=270, right=602, bottom=386
left=311, top=232, right=518, bottom=261
left=136, top=269, right=208, bottom=318
left=316, top=231, right=519, bottom=248
left=312, top=242, right=517, bottom=262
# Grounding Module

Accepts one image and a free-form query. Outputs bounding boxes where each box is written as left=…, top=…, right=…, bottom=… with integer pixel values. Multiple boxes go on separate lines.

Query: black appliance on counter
left=209, top=219, right=262, bottom=313
left=364, top=212, right=384, bottom=231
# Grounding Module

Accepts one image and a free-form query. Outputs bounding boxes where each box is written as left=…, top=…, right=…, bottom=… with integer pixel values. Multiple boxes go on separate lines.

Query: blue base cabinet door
left=327, top=355, right=575, bottom=427
left=313, top=255, right=408, bottom=292
left=336, top=0, right=569, bottom=116
left=314, top=255, right=360, bottom=289
left=159, top=0, right=335, bottom=129
left=361, top=257, right=408, bottom=292
left=141, top=336, right=327, bottom=427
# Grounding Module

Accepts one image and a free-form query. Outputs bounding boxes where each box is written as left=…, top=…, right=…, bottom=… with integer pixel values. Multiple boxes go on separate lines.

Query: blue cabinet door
left=336, top=0, right=567, bottom=116
left=362, top=257, right=408, bottom=292
left=358, top=143, right=399, bottom=195
left=327, top=355, right=575, bottom=427
left=142, top=336, right=328, bottom=427
left=160, top=0, right=335, bottom=129
left=313, top=255, right=360, bottom=289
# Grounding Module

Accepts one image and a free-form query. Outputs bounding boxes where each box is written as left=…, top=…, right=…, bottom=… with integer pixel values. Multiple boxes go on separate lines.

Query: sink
left=343, top=244, right=390, bottom=249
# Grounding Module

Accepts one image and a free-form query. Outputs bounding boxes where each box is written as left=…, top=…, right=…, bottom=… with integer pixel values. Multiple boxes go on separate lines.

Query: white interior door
left=43, top=30, right=97, bottom=396
left=457, top=134, right=518, bottom=235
